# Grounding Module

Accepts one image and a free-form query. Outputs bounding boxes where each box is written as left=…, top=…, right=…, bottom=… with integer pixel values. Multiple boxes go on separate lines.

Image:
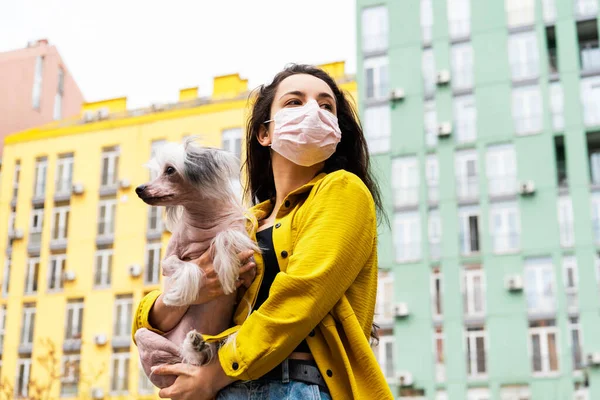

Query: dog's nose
left=135, top=185, right=147, bottom=195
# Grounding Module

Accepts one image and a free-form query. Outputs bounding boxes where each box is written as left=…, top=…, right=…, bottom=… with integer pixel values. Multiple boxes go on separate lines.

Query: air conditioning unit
left=587, top=352, right=600, bottom=366
left=393, top=302, right=410, bottom=318
left=389, top=88, right=405, bottom=102
left=119, top=179, right=131, bottom=189
left=97, top=108, right=110, bottom=120
left=437, top=122, right=452, bottom=138
left=518, top=180, right=536, bottom=196
left=9, top=229, right=24, bottom=240
left=129, top=264, right=142, bottom=278
left=63, top=270, right=76, bottom=282
left=72, top=183, right=85, bottom=195
left=396, top=371, right=414, bottom=387
left=436, top=70, right=451, bottom=85
left=83, top=111, right=96, bottom=123
left=574, top=390, right=589, bottom=400
left=94, top=334, right=108, bottom=346
left=91, top=387, right=104, bottom=399
left=505, top=275, right=524, bottom=292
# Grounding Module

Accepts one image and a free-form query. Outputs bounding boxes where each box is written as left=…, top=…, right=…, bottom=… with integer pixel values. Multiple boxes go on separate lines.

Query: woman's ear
left=257, top=124, right=272, bottom=147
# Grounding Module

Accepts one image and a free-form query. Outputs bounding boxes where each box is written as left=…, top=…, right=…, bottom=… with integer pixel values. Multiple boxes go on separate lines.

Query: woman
left=132, top=64, right=394, bottom=400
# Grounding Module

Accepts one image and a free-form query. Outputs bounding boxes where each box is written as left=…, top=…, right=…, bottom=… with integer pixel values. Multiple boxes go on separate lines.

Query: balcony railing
left=574, top=0, right=598, bottom=17
left=394, top=243, right=422, bottom=263
left=393, top=188, right=419, bottom=208
left=581, top=44, right=600, bottom=72
left=457, top=178, right=479, bottom=201
left=491, top=233, right=520, bottom=253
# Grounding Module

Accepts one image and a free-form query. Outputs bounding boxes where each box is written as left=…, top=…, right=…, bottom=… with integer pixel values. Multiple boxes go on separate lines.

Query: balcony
left=53, top=189, right=71, bottom=203
left=96, top=234, right=114, bottom=247
left=457, top=178, right=479, bottom=203
left=27, top=232, right=42, bottom=255
left=488, top=177, right=517, bottom=199
left=63, top=338, right=82, bottom=352
left=393, top=188, right=419, bottom=210
left=394, top=243, right=422, bottom=264
left=574, top=0, right=598, bottom=19
left=112, top=335, right=131, bottom=349
left=362, top=34, right=388, bottom=55
left=429, top=241, right=441, bottom=261
left=428, top=185, right=439, bottom=205
left=491, top=233, right=520, bottom=254
left=50, top=238, right=68, bottom=251
left=18, top=342, right=33, bottom=355
left=581, top=43, right=600, bottom=74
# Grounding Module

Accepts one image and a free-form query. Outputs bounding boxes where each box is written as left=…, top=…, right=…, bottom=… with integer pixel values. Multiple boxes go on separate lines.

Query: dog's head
left=136, top=138, right=240, bottom=206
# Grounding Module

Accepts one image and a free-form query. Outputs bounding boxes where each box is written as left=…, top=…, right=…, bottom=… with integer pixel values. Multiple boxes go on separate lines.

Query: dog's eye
left=165, top=166, right=175, bottom=175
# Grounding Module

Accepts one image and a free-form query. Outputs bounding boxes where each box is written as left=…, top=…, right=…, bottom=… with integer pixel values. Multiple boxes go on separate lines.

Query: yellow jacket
left=132, top=170, right=393, bottom=400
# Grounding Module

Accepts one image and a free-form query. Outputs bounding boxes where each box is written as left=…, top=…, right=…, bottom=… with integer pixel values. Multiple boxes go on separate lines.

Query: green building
left=356, top=0, right=600, bottom=399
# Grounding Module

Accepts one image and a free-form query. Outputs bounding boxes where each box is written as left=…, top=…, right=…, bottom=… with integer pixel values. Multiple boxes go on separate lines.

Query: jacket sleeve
left=131, top=289, right=163, bottom=345
left=218, top=172, right=376, bottom=380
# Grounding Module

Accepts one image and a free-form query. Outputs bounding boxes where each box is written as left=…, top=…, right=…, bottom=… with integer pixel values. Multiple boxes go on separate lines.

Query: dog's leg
left=162, top=255, right=205, bottom=306
left=212, top=229, right=260, bottom=294
left=181, top=329, right=215, bottom=366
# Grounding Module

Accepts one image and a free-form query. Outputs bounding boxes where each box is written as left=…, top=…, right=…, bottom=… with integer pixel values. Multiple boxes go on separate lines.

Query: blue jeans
left=217, top=380, right=331, bottom=400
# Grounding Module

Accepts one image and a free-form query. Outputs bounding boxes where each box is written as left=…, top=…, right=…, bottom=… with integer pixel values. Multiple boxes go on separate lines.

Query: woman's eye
left=285, top=99, right=302, bottom=107
left=165, top=166, right=175, bottom=175
left=320, top=103, right=333, bottom=111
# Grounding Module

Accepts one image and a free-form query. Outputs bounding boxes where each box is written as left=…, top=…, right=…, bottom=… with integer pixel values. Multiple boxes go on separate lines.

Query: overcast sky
left=0, top=0, right=357, bottom=108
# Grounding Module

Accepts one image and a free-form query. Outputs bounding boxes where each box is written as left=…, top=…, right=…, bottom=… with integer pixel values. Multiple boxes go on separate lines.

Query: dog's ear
left=257, top=124, right=271, bottom=147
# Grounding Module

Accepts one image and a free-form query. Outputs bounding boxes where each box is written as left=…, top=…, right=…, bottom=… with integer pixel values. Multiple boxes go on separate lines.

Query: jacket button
left=275, top=223, right=281, bottom=229
left=232, top=362, right=239, bottom=370
left=284, top=200, right=290, bottom=208
left=326, top=369, right=333, bottom=377
left=309, top=330, right=315, bottom=337
left=281, top=250, right=288, bottom=258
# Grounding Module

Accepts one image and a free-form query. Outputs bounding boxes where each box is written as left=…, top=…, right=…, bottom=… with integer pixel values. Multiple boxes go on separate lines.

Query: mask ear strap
left=264, top=119, right=273, bottom=124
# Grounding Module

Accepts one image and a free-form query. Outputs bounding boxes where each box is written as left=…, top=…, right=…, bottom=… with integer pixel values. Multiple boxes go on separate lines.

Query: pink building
left=0, top=39, right=84, bottom=155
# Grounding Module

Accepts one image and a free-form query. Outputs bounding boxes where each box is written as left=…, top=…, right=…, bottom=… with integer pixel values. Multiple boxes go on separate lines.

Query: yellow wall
left=0, top=61, right=356, bottom=399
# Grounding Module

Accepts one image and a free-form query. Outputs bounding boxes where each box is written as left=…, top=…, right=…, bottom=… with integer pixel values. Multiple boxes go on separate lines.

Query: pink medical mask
left=265, top=100, right=342, bottom=167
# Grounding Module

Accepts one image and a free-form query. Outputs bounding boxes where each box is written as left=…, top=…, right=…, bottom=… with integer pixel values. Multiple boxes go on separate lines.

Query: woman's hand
left=191, top=250, right=256, bottom=305
left=153, top=361, right=234, bottom=400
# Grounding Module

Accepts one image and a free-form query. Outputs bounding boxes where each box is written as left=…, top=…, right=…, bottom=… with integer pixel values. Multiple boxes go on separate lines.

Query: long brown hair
left=243, top=64, right=386, bottom=225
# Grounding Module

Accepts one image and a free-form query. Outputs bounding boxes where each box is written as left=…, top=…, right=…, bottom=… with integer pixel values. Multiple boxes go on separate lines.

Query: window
left=139, top=364, right=154, bottom=394
left=465, top=327, right=487, bottom=379
left=593, top=193, right=600, bottom=243
left=100, top=147, right=120, bottom=188
left=581, top=76, right=600, bottom=127
left=2, top=259, right=10, bottom=297
left=147, top=206, right=163, bottom=234
left=423, top=49, right=436, bottom=98
left=61, top=353, right=80, bottom=396
left=524, top=258, right=556, bottom=314
left=578, top=20, right=600, bottom=72
left=48, top=254, right=66, bottom=291
left=569, top=317, right=583, bottom=371
left=575, top=0, right=598, bottom=17
left=53, top=67, right=64, bottom=120
left=508, top=32, right=540, bottom=81
left=425, top=100, right=438, bottom=147
left=434, top=328, right=445, bottom=382
left=447, top=0, right=471, bottom=39
left=0, top=305, right=6, bottom=350
left=110, top=350, right=130, bottom=394
left=376, top=335, right=395, bottom=380
left=392, top=157, right=419, bottom=207
left=554, top=136, right=567, bottom=187
left=546, top=26, right=558, bottom=75
left=222, top=128, right=242, bottom=160
left=463, top=266, right=485, bottom=317
left=456, top=150, right=479, bottom=201
left=451, top=43, right=474, bottom=91
left=51, top=206, right=70, bottom=242
left=55, top=154, right=74, bottom=195
left=563, top=256, right=579, bottom=314
left=512, top=85, right=543, bottom=135
left=429, top=211, right=442, bottom=260
left=15, top=358, right=32, bottom=398
left=431, top=268, right=443, bottom=318
left=20, top=304, right=36, bottom=347
left=364, top=105, right=391, bottom=154
left=144, top=242, right=162, bottom=285
left=588, top=133, right=600, bottom=185
left=33, top=157, right=48, bottom=198
left=542, top=0, right=556, bottom=23
left=530, top=320, right=559, bottom=374
left=549, top=82, right=564, bottom=131
left=486, top=144, right=517, bottom=197
left=426, top=154, right=439, bottom=204
left=421, top=0, right=434, bottom=45
left=394, top=212, right=421, bottom=262
left=454, top=95, right=477, bottom=143
left=65, top=299, right=84, bottom=341
left=29, top=207, right=44, bottom=248
left=490, top=202, right=520, bottom=253
left=375, top=271, right=394, bottom=323
left=25, top=258, right=40, bottom=295
left=468, top=388, right=491, bottom=400
left=13, top=161, right=21, bottom=200
left=557, top=196, right=574, bottom=248
left=505, top=0, right=535, bottom=28
left=362, top=6, right=388, bottom=53
left=94, top=249, right=113, bottom=287
left=460, top=206, right=480, bottom=255
left=98, top=199, right=117, bottom=238
left=32, top=56, right=44, bottom=109
left=364, top=56, right=389, bottom=101
left=114, top=295, right=133, bottom=340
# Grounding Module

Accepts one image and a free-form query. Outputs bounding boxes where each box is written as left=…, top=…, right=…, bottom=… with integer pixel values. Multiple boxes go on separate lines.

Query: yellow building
left=0, top=61, right=356, bottom=399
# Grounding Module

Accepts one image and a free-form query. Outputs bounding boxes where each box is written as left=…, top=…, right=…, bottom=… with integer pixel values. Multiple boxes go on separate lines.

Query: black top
left=255, top=226, right=311, bottom=354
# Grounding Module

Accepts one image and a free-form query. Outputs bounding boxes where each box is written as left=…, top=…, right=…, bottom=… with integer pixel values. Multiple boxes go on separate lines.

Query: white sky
left=0, top=0, right=357, bottom=108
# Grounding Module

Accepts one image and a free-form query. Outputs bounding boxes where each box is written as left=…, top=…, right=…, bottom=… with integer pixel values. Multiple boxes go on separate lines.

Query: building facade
left=357, top=0, right=600, bottom=399
left=0, top=61, right=355, bottom=399
left=0, top=39, right=85, bottom=155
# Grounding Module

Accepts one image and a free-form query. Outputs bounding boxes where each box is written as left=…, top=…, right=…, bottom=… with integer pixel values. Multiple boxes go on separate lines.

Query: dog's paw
left=181, top=330, right=212, bottom=366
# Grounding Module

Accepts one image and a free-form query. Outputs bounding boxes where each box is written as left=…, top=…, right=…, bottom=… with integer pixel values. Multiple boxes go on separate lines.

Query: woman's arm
left=217, top=172, right=376, bottom=380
